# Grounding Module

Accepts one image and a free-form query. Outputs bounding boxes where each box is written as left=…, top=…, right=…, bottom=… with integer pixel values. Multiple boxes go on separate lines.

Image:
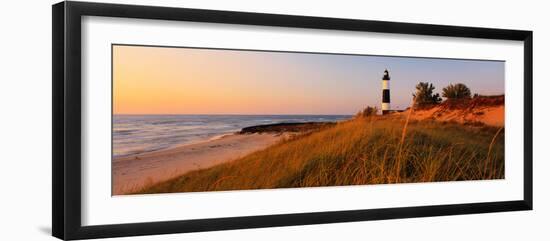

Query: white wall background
left=0, top=0, right=547, bottom=240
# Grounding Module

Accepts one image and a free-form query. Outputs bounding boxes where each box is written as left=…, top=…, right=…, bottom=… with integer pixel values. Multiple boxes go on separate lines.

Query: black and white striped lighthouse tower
left=381, top=69, right=391, bottom=115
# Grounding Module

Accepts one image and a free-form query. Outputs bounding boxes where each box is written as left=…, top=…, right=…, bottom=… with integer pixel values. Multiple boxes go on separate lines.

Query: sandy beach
left=113, top=132, right=288, bottom=195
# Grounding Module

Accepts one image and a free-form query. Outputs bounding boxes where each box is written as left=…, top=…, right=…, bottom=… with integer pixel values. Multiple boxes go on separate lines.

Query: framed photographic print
left=52, top=1, right=533, bottom=240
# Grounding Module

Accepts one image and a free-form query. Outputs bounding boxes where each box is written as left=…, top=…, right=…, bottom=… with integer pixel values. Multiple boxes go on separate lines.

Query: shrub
left=356, top=106, right=378, bottom=118
left=442, top=83, right=472, bottom=99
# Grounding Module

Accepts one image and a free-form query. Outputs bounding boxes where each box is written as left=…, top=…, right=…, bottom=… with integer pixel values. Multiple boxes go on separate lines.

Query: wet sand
left=112, top=133, right=287, bottom=195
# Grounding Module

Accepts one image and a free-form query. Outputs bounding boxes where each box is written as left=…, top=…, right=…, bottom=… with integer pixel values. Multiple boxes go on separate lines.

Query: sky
left=113, top=45, right=504, bottom=115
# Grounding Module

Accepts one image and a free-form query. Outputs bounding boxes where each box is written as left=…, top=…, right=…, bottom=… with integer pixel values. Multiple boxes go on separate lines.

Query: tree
left=442, top=83, right=471, bottom=99
left=413, top=82, right=441, bottom=107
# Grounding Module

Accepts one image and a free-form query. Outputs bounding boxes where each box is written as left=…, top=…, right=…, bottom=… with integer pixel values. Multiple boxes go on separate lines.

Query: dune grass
left=135, top=116, right=504, bottom=194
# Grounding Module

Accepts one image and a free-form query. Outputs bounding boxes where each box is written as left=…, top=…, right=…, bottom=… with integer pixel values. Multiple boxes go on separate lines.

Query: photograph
left=111, top=44, right=505, bottom=195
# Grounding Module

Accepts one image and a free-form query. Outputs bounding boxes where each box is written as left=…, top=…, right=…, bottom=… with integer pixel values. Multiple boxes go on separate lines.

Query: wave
left=113, top=115, right=352, bottom=157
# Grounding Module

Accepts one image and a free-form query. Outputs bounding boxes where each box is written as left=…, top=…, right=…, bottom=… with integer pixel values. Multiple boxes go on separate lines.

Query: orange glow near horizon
left=113, top=45, right=358, bottom=115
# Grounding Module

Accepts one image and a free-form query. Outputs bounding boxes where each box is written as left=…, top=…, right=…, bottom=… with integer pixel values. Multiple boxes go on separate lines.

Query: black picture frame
left=52, top=1, right=533, bottom=240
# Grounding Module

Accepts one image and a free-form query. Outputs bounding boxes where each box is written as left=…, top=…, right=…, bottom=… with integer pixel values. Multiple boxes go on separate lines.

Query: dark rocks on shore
left=239, top=122, right=336, bottom=134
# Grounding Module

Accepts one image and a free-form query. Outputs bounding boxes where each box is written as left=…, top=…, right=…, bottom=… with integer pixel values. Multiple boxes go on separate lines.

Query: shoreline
left=112, top=122, right=336, bottom=195
left=113, top=131, right=241, bottom=159
left=136, top=115, right=504, bottom=194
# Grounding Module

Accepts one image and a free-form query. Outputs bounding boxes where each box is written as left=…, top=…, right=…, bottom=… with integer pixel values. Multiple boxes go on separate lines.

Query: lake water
left=113, top=115, right=352, bottom=157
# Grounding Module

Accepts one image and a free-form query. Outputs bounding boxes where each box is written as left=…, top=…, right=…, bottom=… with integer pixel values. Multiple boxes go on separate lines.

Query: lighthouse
left=381, top=69, right=391, bottom=115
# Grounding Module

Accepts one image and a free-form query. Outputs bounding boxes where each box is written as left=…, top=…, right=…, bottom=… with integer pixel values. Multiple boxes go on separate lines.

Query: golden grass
left=135, top=116, right=505, bottom=194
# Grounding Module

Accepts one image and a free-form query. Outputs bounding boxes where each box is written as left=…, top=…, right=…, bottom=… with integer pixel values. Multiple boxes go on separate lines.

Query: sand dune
left=112, top=133, right=287, bottom=195
left=409, top=105, right=504, bottom=127
left=403, top=96, right=505, bottom=127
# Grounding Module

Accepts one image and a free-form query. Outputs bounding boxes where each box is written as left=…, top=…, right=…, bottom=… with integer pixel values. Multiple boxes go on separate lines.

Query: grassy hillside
left=136, top=116, right=504, bottom=194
